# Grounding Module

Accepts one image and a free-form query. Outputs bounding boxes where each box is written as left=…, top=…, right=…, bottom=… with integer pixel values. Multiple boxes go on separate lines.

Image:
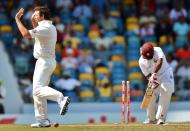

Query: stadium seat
left=79, top=73, right=94, bottom=81
left=112, top=61, right=125, bottom=68
left=126, top=24, right=139, bottom=32
left=80, top=90, right=95, bottom=102
left=53, top=63, right=62, bottom=77
left=112, top=36, right=125, bottom=44
left=72, top=24, right=84, bottom=32
left=128, top=67, right=141, bottom=74
left=111, top=47, right=125, bottom=55
left=97, top=87, right=113, bottom=102
left=127, top=54, right=140, bottom=61
left=127, top=36, right=141, bottom=49
left=126, top=17, right=138, bottom=25
left=112, top=79, right=124, bottom=85
left=111, top=55, right=125, bottom=61
left=113, top=85, right=122, bottom=92
left=98, top=87, right=112, bottom=97
left=95, top=67, right=110, bottom=76
left=128, top=60, right=139, bottom=68
left=74, top=32, right=85, bottom=40
left=88, top=31, right=100, bottom=40
left=0, top=25, right=12, bottom=33
left=128, top=72, right=143, bottom=80
left=109, top=11, right=121, bottom=17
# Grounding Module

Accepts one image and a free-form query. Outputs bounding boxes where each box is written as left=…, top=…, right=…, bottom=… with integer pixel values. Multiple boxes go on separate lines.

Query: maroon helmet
left=141, top=43, right=154, bottom=60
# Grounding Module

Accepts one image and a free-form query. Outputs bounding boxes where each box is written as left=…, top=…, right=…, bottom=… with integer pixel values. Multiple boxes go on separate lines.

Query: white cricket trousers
left=147, top=67, right=174, bottom=122
left=33, top=57, right=63, bottom=121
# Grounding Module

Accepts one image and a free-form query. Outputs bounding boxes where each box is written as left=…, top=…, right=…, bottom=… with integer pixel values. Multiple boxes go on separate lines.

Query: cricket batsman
left=15, top=6, right=70, bottom=127
left=139, top=43, right=174, bottom=124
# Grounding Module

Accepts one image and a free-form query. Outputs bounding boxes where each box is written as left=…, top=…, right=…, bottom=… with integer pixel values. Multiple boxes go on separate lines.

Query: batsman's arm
left=153, top=58, right=163, bottom=73
left=145, top=73, right=152, bottom=80
left=15, top=8, right=31, bottom=38
left=139, top=60, right=152, bottom=81
left=148, top=58, right=163, bottom=82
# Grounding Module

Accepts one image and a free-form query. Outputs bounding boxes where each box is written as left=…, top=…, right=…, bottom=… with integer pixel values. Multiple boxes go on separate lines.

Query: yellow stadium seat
left=113, top=85, right=122, bottom=92
left=0, top=25, right=12, bottom=33
left=70, top=37, right=81, bottom=48
left=79, top=73, right=94, bottom=81
left=88, top=31, right=100, bottom=40
left=128, top=72, right=143, bottom=80
left=114, top=97, right=122, bottom=102
left=126, top=17, right=138, bottom=25
left=96, top=79, right=101, bottom=87
left=169, top=36, right=174, bottom=43
left=128, top=60, right=139, bottom=68
left=159, top=35, right=167, bottom=46
left=99, top=87, right=112, bottom=97
left=101, top=78, right=109, bottom=84
left=53, top=63, right=62, bottom=76
left=55, top=43, right=62, bottom=52
left=113, top=36, right=125, bottom=43
left=95, top=67, right=110, bottom=75
left=123, top=0, right=135, bottom=5
left=171, top=95, right=180, bottom=101
left=80, top=48, right=92, bottom=55
left=63, top=37, right=81, bottom=48
left=72, top=24, right=84, bottom=32
left=96, top=78, right=110, bottom=87
left=111, top=55, right=125, bottom=61
left=151, top=42, right=158, bottom=47
left=109, top=11, right=120, bottom=17
left=126, top=24, right=139, bottom=31
left=80, top=90, right=94, bottom=97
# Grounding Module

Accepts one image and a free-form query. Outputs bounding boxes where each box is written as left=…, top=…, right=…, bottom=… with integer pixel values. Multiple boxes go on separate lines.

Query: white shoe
left=59, top=96, right=70, bottom=115
left=143, top=119, right=157, bottom=124
left=31, top=119, right=51, bottom=128
left=157, top=119, right=165, bottom=125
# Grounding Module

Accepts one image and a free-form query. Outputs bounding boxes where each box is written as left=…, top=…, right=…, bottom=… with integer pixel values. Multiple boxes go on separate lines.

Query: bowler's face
left=32, top=11, right=44, bottom=23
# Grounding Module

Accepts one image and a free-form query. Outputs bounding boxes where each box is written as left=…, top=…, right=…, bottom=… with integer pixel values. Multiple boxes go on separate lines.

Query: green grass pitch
left=0, top=123, right=190, bottom=131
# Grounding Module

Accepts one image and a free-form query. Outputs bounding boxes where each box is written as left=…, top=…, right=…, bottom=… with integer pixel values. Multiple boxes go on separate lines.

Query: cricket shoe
left=59, top=96, right=70, bottom=115
left=31, top=119, right=51, bottom=128
left=157, top=119, right=166, bottom=125
left=143, top=119, right=157, bottom=124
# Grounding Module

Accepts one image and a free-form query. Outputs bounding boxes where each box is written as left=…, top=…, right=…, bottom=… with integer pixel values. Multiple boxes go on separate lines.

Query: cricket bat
left=141, top=81, right=159, bottom=109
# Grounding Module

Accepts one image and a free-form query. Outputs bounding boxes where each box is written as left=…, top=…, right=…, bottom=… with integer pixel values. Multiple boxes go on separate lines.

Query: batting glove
left=149, top=73, right=158, bottom=81
left=148, top=73, right=159, bottom=89
left=148, top=80, right=159, bottom=89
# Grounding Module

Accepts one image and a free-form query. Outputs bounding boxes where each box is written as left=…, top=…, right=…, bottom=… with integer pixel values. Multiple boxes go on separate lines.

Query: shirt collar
left=38, top=20, right=52, bottom=25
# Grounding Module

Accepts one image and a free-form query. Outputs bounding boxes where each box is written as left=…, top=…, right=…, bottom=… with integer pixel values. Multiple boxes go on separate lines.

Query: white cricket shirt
left=139, top=47, right=170, bottom=77
left=29, top=20, right=57, bottom=59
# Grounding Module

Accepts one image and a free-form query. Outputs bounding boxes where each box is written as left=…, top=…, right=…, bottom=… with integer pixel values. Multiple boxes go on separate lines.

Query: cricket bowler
left=15, top=6, right=70, bottom=127
left=139, top=43, right=174, bottom=124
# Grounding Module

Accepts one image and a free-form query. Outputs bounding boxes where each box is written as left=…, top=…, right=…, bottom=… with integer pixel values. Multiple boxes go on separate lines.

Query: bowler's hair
left=34, top=6, right=51, bottom=20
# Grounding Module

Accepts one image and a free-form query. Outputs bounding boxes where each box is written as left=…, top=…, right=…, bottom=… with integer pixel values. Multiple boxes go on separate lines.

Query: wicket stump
left=121, top=80, right=131, bottom=123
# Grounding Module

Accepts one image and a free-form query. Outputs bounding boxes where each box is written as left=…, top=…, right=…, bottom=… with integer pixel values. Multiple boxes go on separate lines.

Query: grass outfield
left=0, top=123, right=190, bottom=131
